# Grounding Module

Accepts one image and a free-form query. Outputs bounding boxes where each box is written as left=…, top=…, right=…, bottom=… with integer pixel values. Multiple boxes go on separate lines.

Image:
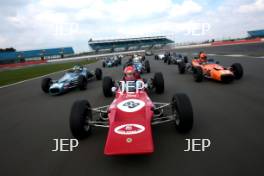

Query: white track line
left=222, top=54, right=246, bottom=57
left=207, top=54, right=217, bottom=56
left=193, top=53, right=264, bottom=58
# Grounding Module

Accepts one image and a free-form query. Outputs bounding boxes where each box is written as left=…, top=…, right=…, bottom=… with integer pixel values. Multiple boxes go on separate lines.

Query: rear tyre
left=178, top=61, right=186, bottom=74
left=153, top=72, right=164, bottom=94
left=231, top=63, right=243, bottom=79
left=103, top=76, right=114, bottom=97
left=184, top=56, right=188, bottom=63
left=168, top=59, right=171, bottom=65
left=41, top=78, right=52, bottom=93
left=95, top=68, right=102, bottom=80
left=172, top=93, right=193, bottom=133
left=102, top=62, right=105, bottom=68
left=70, top=100, right=92, bottom=139
left=145, top=60, right=150, bottom=73
left=78, top=75, right=87, bottom=90
left=193, top=67, right=203, bottom=82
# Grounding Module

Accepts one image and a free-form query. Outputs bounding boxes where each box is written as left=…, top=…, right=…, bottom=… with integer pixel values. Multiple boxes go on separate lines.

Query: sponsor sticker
left=114, top=124, right=145, bottom=135
left=117, top=99, right=145, bottom=112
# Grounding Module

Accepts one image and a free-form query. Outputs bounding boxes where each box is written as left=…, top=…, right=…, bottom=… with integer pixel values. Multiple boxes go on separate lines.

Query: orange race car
left=178, top=53, right=243, bottom=83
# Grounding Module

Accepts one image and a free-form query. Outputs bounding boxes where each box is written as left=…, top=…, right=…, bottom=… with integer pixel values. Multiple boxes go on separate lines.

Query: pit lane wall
left=211, top=38, right=263, bottom=46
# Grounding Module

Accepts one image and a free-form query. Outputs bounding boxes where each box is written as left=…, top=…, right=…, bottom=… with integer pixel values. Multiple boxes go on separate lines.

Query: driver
left=72, top=65, right=83, bottom=72
left=123, top=66, right=140, bottom=81
left=198, top=52, right=207, bottom=63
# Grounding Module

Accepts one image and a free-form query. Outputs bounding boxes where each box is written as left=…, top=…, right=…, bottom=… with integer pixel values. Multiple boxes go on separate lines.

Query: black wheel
left=95, top=68, right=102, bottom=80
left=41, top=77, right=52, bottom=93
left=102, top=62, right=105, bottom=67
left=231, top=63, right=243, bottom=79
left=193, top=67, right=203, bottom=82
left=103, top=76, right=114, bottom=97
left=178, top=61, right=186, bottom=74
left=145, top=60, right=150, bottom=73
left=168, top=59, right=171, bottom=65
left=153, top=72, right=164, bottom=94
left=184, top=56, right=188, bottom=63
left=78, top=75, right=87, bottom=90
left=172, top=93, right=193, bottom=133
left=70, top=100, right=92, bottom=139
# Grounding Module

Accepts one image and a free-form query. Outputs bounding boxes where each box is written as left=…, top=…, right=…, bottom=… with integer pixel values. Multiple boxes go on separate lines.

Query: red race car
left=69, top=73, right=193, bottom=155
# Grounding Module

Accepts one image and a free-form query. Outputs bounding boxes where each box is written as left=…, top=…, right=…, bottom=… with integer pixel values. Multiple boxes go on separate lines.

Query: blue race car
left=102, top=56, right=121, bottom=67
left=41, top=65, right=102, bottom=95
left=124, top=56, right=150, bottom=74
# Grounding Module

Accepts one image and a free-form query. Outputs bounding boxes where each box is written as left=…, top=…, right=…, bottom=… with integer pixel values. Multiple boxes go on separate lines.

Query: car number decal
left=117, top=99, right=145, bottom=112
left=114, top=124, right=145, bottom=135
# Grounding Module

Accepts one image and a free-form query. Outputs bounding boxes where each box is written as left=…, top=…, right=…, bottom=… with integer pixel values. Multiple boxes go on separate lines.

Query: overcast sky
left=0, top=0, right=264, bottom=52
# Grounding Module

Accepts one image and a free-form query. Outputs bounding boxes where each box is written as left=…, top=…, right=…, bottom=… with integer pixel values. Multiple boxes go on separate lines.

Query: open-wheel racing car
left=154, top=53, right=165, bottom=60
left=167, top=53, right=188, bottom=65
left=41, top=65, right=102, bottom=95
left=124, top=56, right=150, bottom=74
left=69, top=72, right=193, bottom=155
left=178, top=57, right=243, bottom=83
left=102, top=56, right=121, bottom=67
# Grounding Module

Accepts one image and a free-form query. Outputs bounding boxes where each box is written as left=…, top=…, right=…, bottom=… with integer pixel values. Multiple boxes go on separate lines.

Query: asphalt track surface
left=1, top=53, right=264, bottom=176
left=172, top=42, right=264, bottom=57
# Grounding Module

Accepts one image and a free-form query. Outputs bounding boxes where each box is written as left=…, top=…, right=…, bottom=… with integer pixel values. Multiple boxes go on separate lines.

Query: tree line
left=0, top=47, right=16, bottom=52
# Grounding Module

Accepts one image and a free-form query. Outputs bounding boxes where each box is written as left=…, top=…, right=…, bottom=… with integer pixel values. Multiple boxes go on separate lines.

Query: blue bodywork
left=48, top=67, right=90, bottom=95
left=133, top=61, right=143, bottom=73
left=102, top=57, right=118, bottom=67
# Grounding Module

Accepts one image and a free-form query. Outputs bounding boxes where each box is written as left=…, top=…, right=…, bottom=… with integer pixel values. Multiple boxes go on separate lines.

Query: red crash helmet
left=200, top=53, right=207, bottom=59
left=124, top=66, right=136, bottom=81
left=124, top=66, right=135, bottom=75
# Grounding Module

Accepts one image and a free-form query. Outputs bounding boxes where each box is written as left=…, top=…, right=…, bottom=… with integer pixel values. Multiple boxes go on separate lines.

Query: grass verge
left=0, top=59, right=97, bottom=87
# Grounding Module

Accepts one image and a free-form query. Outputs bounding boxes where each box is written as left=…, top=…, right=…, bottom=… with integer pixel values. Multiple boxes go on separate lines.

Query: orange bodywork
left=192, top=59, right=234, bottom=81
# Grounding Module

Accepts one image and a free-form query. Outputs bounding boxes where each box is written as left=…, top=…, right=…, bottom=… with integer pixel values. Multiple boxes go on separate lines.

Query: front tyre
left=231, top=63, right=243, bottom=79
left=172, top=93, right=193, bottom=133
left=41, top=77, right=52, bottom=93
left=70, top=100, right=92, bottom=139
left=78, top=75, right=87, bottom=90
left=153, top=72, right=164, bottom=94
left=145, top=60, right=150, bottom=73
left=95, top=68, right=102, bottom=80
left=178, top=61, right=186, bottom=74
left=184, top=56, right=188, bottom=63
left=193, top=67, right=203, bottom=82
left=103, top=76, right=114, bottom=97
left=168, top=59, right=171, bottom=65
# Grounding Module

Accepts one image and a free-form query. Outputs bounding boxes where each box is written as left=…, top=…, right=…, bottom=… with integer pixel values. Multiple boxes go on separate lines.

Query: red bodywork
left=104, top=88, right=154, bottom=155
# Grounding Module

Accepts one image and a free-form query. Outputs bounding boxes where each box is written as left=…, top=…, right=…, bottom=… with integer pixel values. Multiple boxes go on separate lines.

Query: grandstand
left=88, top=36, right=174, bottom=52
left=0, top=47, right=74, bottom=64
left=248, top=29, right=264, bottom=38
